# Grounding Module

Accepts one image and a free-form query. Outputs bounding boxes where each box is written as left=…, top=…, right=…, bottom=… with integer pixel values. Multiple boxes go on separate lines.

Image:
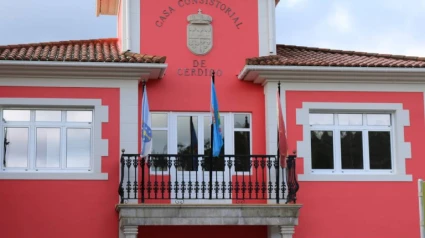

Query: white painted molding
left=0, top=98, right=109, bottom=180
left=299, top=174, right=412, bottom=182
left=238, top=65, right=425, bottom=84
left=0, top=173, right=108, bottom=180
left=0, top=61, right=167, bottom=80
left=296, top=102, right=412, bottom=182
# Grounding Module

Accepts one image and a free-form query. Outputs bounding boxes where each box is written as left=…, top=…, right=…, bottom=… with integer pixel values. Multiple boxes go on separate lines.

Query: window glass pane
left=367, top=114, right=391, bottom=126
left=66, top=129, right=91, bottom=168
left=150, top=130, right=168, bottom=171
left=341, top=131, right=364, bottom=169
left=3, top=110, right=30, bottom=122
left=309, top=114, right=333, bottom=125
left=36, top=110, right=61, bottom=122
left=234, top=131, right=250, bottom=171
left=4, top=127, right=28, bottom=168
left=338, top=114, right=362, bottom=126
left=369, top=131, right=392, bottom=169
left=36, top=128, right=60, bottom=168
left=177, top=116, right=198, bottom=171
left=311, top=131, right=334, bottom=169
left=204, top=116, right=224, bottom=171
left=66, top=111, right=92, bottom=122
left=151, top=113, right=167, bottom=128
left=234, top=114, right=250, bottom=128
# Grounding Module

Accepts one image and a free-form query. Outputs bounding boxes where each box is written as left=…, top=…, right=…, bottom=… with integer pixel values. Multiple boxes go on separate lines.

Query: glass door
left=170, top=113, right=231, bottom=202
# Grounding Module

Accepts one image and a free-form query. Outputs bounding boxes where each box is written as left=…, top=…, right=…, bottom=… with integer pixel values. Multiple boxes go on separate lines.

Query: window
left=203, top=115, right=225, bottom=171
left=148, top=112, right=252, bottom=173
left=2, top=109, right=93, bottom=172
left=296, top=102, right=411, bottom=181
left=233, top=114, right=251, bottom=172
left=150, top=113, right=168, bottom=171
left=310, top=113, right=392, bottom=172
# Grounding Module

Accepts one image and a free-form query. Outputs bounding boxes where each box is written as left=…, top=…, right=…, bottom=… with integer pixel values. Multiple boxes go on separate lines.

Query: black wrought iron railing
left=118, top=152, right=299, bottom=204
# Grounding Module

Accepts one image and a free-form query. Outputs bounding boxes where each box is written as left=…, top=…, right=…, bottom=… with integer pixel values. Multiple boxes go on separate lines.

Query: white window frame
left=149, top=112, right=253, bottom=174
left=232, top=113, right=253, bottom=173
left=309, top=113, right=395, bottom=174
left=0, top=98, right=108, bottom=180
left=296, top=102, right=412, bottom=181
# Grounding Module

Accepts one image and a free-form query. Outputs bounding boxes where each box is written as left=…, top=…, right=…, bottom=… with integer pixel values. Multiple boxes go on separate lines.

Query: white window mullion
left=334, top=128, right=341, bottom=173
left=363, top=129, right=370, bottom=171
left=198, top=116, right=204, bottom=155
left=29, top=111, right=36, bottom=170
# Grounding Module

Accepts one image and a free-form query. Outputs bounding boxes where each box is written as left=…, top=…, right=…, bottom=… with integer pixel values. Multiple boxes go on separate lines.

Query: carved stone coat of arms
left=187, top=9, right=213, bottom=55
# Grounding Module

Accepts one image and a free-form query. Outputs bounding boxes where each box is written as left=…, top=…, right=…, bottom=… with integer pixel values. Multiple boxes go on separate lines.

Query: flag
left=277, top=89, right=288, bottom=168
left=141, top=85, right=152, bottom=157
left=211, top=79, right=223, bottom=157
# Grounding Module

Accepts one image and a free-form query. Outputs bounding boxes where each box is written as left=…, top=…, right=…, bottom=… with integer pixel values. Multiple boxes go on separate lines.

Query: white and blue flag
left=211, top=79, right=223, bottom=157
left=141, top=85, right=152, bottom=157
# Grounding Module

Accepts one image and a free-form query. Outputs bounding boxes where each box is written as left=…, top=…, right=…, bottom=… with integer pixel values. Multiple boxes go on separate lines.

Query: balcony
left=116, top=153, right=301, bottom=238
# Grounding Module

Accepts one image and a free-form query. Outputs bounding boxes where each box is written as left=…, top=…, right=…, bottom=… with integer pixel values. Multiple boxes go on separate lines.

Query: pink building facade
left=1, top=0, right=425, bottom=237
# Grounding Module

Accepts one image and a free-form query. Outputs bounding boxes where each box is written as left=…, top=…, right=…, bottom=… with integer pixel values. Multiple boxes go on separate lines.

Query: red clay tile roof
left=246, top=44, right=425, bottom=68
left=0, top=38, right=166, bottom=63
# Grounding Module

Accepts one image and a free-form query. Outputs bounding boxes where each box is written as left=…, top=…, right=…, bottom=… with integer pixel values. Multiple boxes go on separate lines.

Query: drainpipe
left=419, top=179, right=424, bottom=238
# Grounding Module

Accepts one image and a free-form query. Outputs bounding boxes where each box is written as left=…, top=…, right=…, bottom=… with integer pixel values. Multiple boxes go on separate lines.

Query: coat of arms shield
left=187, top=9, right=213, bottom=55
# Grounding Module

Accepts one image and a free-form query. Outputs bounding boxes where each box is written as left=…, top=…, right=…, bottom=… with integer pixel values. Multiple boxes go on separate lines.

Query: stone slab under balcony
left=117, top=204, right=301, bottom=226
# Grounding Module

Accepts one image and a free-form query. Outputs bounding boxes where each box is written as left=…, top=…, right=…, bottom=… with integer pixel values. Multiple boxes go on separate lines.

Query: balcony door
left=170, top=113, right=232, bottom=203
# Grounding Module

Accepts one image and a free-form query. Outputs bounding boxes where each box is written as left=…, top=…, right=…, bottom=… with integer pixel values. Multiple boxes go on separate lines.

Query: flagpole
left=209, top=71, right=215, bottom=200
left=276, top=81, right=281, bottom=204
left=142, top=80, right=146, bottom=159
left=190, top=116, right=194, bottom=170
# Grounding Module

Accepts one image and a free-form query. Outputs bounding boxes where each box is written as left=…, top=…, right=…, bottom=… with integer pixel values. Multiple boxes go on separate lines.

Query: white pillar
left=268, top=225, right=281, bottom=238
left=280, top=226, right=295, bottom=238
left=122, top=226, right=138, bottom=238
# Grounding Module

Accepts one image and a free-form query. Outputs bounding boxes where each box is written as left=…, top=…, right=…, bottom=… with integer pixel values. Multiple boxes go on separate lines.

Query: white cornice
left=0, top=61, right=167, bottom=81
left=238, top=65, right=425, bottom=84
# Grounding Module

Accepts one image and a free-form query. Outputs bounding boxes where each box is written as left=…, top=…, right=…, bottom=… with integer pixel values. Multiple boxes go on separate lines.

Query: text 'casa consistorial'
left=177, top=60, right=223, bottom=77
left=156, top=0, right=243, bottom=29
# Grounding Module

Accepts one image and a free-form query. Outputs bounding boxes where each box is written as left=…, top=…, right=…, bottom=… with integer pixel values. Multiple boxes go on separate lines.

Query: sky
left=0, top=0, right=424, bottom=56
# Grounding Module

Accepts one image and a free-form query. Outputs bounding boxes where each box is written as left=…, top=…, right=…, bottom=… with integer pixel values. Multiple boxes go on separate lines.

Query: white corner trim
left=0, top=98, right=109, bottom=180
left=258, top=0, right=269, bottom=56
left=129, top=0, right=140, bottom=53
left=121, top=0, right=140, bottom=53
left=267, top=0, right=276, bottom=55
left=296, top=102, right=412, bottom=182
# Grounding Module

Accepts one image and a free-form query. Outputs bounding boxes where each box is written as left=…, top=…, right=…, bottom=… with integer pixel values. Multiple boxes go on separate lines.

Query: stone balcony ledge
left=117, top=204, right=302, bottom=226
left=116, top=204, right=302, bottom=238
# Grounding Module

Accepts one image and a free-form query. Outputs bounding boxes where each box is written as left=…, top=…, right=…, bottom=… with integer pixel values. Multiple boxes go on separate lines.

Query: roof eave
left=238, top=65, right=425, bottom=84
left=0, top=61, right=167, bottom=81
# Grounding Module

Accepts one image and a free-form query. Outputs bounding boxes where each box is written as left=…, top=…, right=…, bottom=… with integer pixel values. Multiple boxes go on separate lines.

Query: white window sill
left=298, top=174, right=412, bottom=182
left=0, top=172, right=108, bottom=180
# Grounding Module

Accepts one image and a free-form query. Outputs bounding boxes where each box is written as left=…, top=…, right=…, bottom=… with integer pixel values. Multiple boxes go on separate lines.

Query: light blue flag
left=141, top=85, right=152, bottom=157
left=210, top=80, right=223, bottom=157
